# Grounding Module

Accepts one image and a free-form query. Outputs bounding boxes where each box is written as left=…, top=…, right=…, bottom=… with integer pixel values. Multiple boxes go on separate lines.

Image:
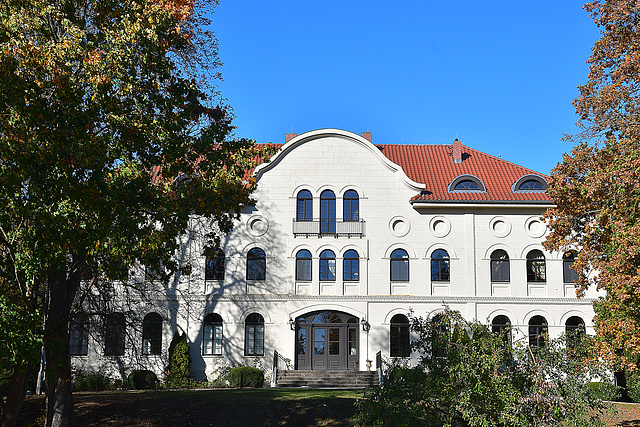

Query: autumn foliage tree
left=0, top=0, right=270, bottom=425
left=545, top=1, right=640, bottom=369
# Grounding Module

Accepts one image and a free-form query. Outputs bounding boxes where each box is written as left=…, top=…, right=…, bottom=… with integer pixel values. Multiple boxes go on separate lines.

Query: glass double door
left=295, top=311, right=358, bottom=370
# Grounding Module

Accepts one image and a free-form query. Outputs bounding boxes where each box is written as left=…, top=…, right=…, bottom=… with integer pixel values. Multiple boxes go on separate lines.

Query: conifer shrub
left=164, top=331, right=192, bottom=388
left=128, top=370, right=158, bottom=390
left=228, top=367, right=264, bottom=388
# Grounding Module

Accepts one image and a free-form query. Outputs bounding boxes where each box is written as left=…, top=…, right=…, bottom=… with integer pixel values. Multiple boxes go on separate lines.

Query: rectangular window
left=105, top=314, right=125, bottom=356
left=296, top=258, right=312, bottom=281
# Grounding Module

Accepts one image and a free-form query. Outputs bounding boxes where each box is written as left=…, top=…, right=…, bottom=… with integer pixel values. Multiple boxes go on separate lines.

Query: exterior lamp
left=288, top=317, right=295, bottom=330
left=361, top=318, right=370, bottom=332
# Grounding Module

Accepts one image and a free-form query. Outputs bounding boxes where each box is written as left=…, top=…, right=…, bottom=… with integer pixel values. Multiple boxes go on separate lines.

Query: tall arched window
left=247, top=248, right=266, bottom=281
left=343, top=249, right=360, bottom=281
left=295, top=249, right=312, bottom=281
left=69, top=317, right=88, bottom=356
left=142, top=312, right=162, bottom=355
left=105, top=313, right=125, bottom=356
left=431, top=249, right=450, bottom=281
left=491, top=315, right=511, bottom=345
left=432, top=314, right=448, bottom=359
left=390, top=249, right=409, bottom=281
left=528, top=315, right=548, bottom=348
left=343, top=190, right=359, bottom=221
left=205, top=249, right=225, bottom=281
left=490, top=250, right=510, bottom=282
left=565, top=316, right=585, bottom=349
left=320, top=249, right=336, bottom=281
left=526, top=250, right=546, bottom=283
left=245, top=313, right=265, bottom=356
left=203, top=313, right=223, bottom=355
left=390, top=314, right=410, bottom=357
left=296, top=190, right=313, bottom=221
left=563, top=251, right=579, bottom=284
left=320, top=190, right=336, bottom=233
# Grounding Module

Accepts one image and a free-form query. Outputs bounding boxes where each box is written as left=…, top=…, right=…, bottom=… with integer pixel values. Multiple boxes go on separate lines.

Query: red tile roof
left=257, top=139, right=552, bottom=204
left=377, top=143, right=552, bottom=204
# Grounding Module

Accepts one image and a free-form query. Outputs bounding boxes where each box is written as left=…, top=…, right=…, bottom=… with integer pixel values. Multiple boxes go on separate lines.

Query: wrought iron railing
left=272, top=349, right=291, bottom=386
left=292, top=218, right=366, bottom=237
left=376, top=351, right=384, bottom=386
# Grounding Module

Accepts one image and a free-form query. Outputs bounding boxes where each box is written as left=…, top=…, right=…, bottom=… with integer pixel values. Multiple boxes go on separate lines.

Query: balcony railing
left=292, top=218, right=366, bottom=237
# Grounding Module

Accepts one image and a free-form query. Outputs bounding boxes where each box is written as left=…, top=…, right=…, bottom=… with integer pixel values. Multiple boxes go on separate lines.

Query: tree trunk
left=0, top=360, right=34, bottom=427
left=44, top=268, right=80, bottom=427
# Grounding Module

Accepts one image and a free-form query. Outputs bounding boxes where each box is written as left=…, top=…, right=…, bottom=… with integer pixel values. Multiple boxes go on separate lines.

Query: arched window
left=142, top=312, right=162, bottom=355
left=491, top=315, right=511, bottom=345
left=295, top=250, right=312, bottom=281
left=432, top=314, right=448, bottom=359
left=320, top=190, right=336, bottom=233
left=105, top=313, right=125, bottom=356
left=563, top=251, right=579, bottom=284
left=205, top=249, right=225, bottom=281
left=526, top=250, right=546, bottom=283
left=431, top=249, right=450, bottom=281
left=69, top=317, right=88, bottom=356
left=296, top=190, right=313, bottom=221
left=528, top=315, right=548, bottom=348
left=343, top=190, right=359, bottom=221
left=203, top=313, right=223, bottom=355
left=490, top=250, right=510, bottom=282
left=343, top=249, right=360, bottom=281
left=390, top=249, right=409, bottom=281
left=565, top=316, right=585, bottom=348
left=390, top=314, right=410, bottom=357
left=245, top=313, right=265, bottom=356
left=247, top=248, right=266, bottom=281
left=449, top=175, right=486, bottom=192
left=319, top=249, right=336, bottom=281
left=518, top=179, right=545, bottom=190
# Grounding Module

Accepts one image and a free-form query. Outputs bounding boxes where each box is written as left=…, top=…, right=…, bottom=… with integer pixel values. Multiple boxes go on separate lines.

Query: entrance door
left=295, top=311, right=359, bottom=370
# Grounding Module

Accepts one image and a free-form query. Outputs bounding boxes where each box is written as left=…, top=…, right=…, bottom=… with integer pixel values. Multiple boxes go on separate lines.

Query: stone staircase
left=275, top=370, right=379, bottom=388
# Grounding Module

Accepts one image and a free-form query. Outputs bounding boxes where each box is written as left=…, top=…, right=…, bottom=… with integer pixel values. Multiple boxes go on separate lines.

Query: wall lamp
left=288, top=317, right=295, bottom=330
left=361, top=318, right=370, bottom=332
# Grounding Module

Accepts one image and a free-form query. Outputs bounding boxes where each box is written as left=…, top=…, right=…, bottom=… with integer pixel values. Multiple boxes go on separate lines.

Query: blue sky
left=210, top=1, right=600, bottom=175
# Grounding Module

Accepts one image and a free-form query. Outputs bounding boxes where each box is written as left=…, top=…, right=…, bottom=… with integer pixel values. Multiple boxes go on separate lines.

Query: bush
left=626, top=370, right=640, bottom=402
left=73, top=371, right=114, bottom=391
left=164, top=332, right=192, bottom=388
left=588, top=381, right=620, bottom=401
left=228, top=367, right=264, bottom=388
left=128, top=370, right=158, bottom=390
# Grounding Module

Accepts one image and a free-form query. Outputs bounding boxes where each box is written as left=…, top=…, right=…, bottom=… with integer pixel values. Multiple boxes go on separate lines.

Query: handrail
left=292, top=218, right=366, bottom=237
left=272, top=349, right=291, bottom=387
left=376, top=351, right=383, bottom=386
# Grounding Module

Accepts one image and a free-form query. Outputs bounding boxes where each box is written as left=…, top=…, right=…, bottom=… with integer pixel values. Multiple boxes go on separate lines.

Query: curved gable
left=253, top=129, right=425, bottom=192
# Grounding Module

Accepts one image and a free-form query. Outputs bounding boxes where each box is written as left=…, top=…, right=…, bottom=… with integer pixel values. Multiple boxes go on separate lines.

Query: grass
left=17, top=388, right=365, bottom=427
left=15, top=388, right=640, bottom=426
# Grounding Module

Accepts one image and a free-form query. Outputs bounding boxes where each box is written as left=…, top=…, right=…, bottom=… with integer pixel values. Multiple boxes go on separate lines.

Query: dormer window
left=448, top=175, right=486, bottom=192
left=512, top=175, right=548, bottom=193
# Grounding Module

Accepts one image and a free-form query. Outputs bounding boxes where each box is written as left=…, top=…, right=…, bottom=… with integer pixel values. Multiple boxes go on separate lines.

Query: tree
left=355, top=310, right=614, bottom=427
left=544, top=1, right=640, bottom=370
left=0, top=0, right=271, bottom=425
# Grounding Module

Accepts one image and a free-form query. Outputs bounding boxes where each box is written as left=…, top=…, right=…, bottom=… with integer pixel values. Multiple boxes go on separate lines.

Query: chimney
left=285, top=133, right=298, bottom=143
left=361, top=132, right=372, bottom=142
left=453, top=138, right=462, bottom=164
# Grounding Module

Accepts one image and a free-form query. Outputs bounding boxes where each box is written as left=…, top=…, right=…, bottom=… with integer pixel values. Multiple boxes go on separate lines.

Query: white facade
left=71, top=129, right=598, bottom=381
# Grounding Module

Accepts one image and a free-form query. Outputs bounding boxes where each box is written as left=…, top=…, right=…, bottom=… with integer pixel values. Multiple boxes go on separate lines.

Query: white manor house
left=69, top=128, right=599, bottom=382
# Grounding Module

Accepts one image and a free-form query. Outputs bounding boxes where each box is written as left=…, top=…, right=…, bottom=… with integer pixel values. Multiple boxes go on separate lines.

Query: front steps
left=275, top=370, right=379, bottom=388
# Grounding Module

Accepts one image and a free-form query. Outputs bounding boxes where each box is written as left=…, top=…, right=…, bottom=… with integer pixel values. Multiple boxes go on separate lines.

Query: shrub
left=128, top=370, right=158, bottom=390
left=228, top=367, right=264, bottom=388
left=625, top=370, right=640, bottom=402
left=73, top=371, right=113, bottom=391
left=588, top=381, right=620, bottom=401
left=164, top=332, right=192, bottom=388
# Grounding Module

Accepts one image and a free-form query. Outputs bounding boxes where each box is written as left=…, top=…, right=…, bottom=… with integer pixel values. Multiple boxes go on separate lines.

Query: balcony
left=292, top=219, right=366, bottom=238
